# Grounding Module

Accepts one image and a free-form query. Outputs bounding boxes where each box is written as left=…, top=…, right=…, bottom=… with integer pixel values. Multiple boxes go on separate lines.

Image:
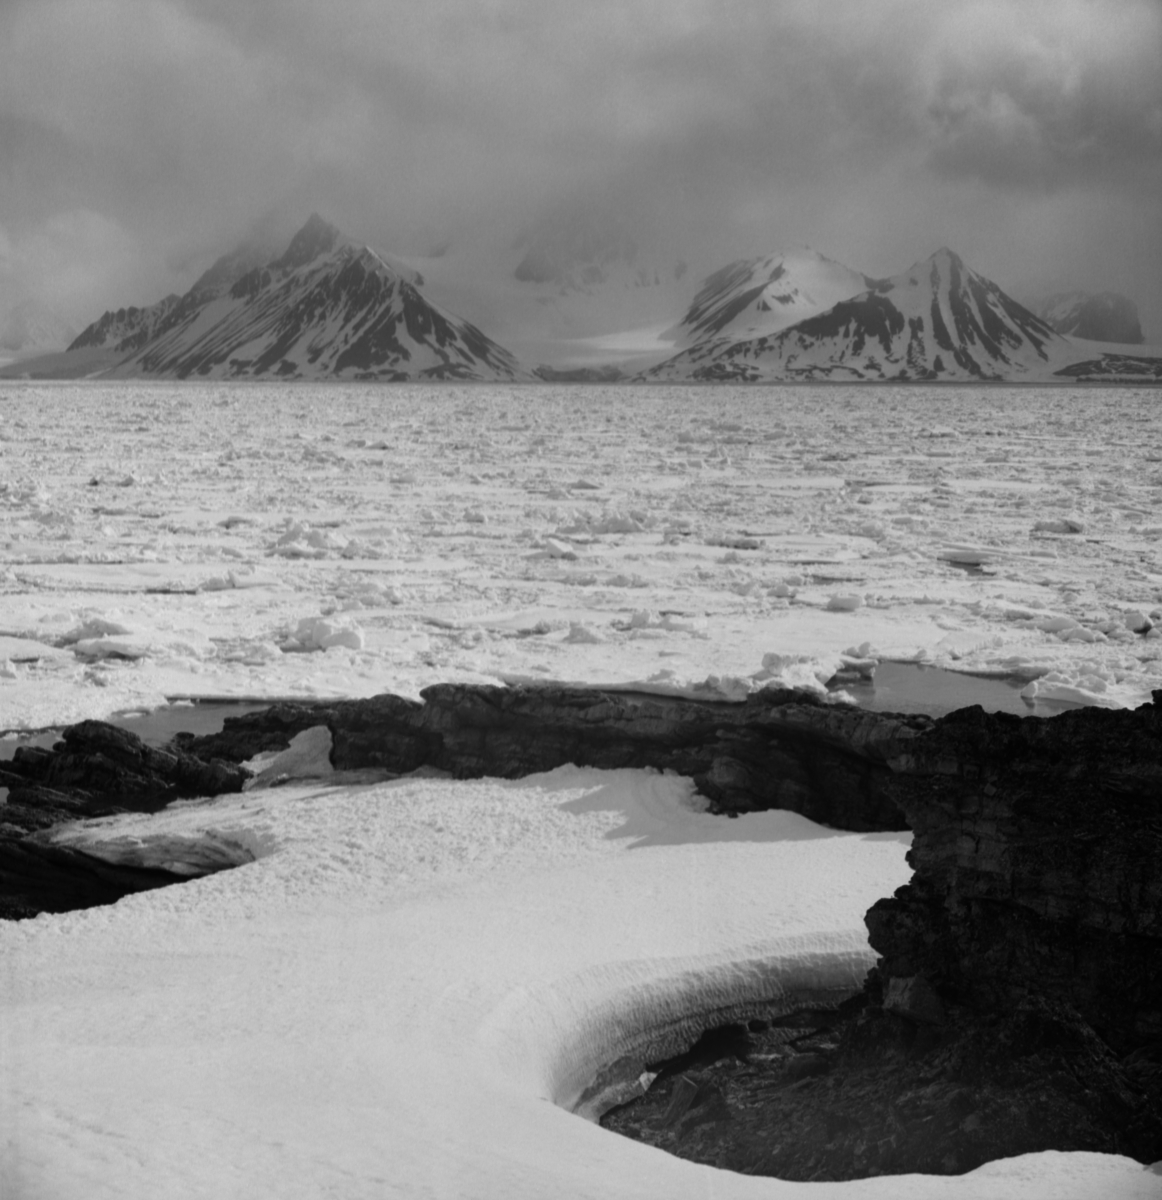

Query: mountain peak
left=665, top=246, right=870, bottom=347
left=272, top=214, right=344, bottom=273
left=926, top=246, right=968, bottom=273
left=87, top=214, right=524, bottom=381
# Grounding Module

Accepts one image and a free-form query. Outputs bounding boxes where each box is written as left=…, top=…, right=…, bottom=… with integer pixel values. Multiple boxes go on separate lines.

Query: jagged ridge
left=68, top=295, right=182, bottom=354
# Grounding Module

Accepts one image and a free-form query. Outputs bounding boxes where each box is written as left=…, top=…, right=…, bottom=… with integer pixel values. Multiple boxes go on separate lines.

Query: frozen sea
left=1, top=381, right=1160, bottom=1198
left=3, top=380, right=1162, bottom=728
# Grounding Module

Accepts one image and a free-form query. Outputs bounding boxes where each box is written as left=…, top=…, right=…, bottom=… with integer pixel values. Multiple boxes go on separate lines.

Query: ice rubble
left=4, top=382, right=1162, bottom=732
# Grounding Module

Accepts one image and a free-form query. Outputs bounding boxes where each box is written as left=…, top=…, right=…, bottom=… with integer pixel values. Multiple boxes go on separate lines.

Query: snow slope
left=663, top=248, right=873, bottom=348
left=4, top=766, right=1153, bottom=1198
left=648, top=249, right=1077, bottom=382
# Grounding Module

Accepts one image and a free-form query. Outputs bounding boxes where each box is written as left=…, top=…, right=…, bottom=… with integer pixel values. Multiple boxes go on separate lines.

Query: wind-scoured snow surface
left=4, top=769, right=1154, bottom=1199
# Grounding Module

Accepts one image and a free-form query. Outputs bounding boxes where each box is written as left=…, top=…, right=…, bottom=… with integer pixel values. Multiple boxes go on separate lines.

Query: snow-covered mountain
left=663, top=248, right=874, bottom=348
left=65, top=215, right=526, bottom=382
left=647, top=248, right=1069, bottom=382
left=1034, top=291, right=1144, bottom=345
left=14, top=222, right=1162, bottom=384
left=0, top=300, right=76, bottom=358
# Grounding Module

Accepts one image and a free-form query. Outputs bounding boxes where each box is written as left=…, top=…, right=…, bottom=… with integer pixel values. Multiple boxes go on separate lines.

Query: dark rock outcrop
left=605, top=692, right=1162, bottom=1176
left=870, top=700, right=1162, bottom=1057
left=0, top=721, right=248, bottom=918
left=179, top=684, right=924, bottom=831
left=602, top=987, right=1162, bottom=1178
left=5, top=720, right=249, bottom=813
left=532, top=364, right=626, bottom=382
left=0, top=685, right=924, bottom=920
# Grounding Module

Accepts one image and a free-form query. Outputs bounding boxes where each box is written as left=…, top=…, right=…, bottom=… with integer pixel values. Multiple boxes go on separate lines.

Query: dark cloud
left=0, top=0, right=1158, bottom=336
left=923, top=4, right=1162, bottom=191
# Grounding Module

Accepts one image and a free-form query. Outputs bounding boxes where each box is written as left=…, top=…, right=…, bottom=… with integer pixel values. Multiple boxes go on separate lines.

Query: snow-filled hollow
left=3, top=767, right=1157, bottom=1198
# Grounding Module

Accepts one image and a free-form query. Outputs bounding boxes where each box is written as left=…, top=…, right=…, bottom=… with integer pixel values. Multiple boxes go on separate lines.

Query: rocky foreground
left=603, top=697, right=1162, bottom=1176
left=2, top=685, right=1160, bottom=1176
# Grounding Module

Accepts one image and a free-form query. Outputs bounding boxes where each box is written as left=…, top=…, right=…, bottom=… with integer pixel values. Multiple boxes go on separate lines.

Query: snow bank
left=3, top=767, right=1152, bottom=1197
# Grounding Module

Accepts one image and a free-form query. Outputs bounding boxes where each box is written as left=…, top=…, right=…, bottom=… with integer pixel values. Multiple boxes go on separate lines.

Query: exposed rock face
left=67, top=294, right=182, bottom=354
left=1054, top=352, right=1162, bottom=382
left=0, top=721, right=249, bottom=918
left=0, top=685, right=922, bottom=919
left=180, top=684, right=923, bottom=831
left=605, top=692, right=1162, bottom=1175
left=867, top=698, right=1162, bottom=1054
left=5, top=720, right=249, bottom=813
left=602, top=987, right=1162, bottom=1177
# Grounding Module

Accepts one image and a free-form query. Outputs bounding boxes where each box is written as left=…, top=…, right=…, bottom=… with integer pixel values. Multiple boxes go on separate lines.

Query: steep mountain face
left=664, top=248, right=873, bottom=347
left=648, top=249, right=1067, bottom=382
left=1036, top=291, right=1144, bottom=344
left=68, top=295, right=181, bottom=354
left=0, top=301, right=76, bottom=357
left=97, top=215, right=525, bottom=381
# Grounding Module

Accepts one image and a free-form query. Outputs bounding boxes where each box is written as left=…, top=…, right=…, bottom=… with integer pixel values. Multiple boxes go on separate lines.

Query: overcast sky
left=1, top=0, right=1159, bottom=337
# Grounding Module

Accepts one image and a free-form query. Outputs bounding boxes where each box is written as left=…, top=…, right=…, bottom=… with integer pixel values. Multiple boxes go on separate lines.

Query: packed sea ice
left=1, top=381, right=1160, bottom=1196
left=2, top=381, right=1162, bottom=730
